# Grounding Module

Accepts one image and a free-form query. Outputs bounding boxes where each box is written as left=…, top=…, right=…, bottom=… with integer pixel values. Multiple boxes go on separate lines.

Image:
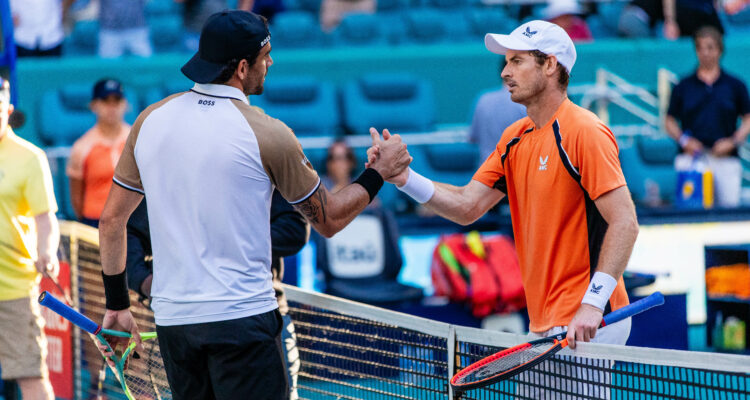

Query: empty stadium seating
left=270, top=11, right=327, bottom=49
left=342, top=73, right=436, bottom=135
left=253, top=77, right=340, bottom=136
left=618, top=135, right=678, bottom=206
left=38, top=84, right=139, bottom=147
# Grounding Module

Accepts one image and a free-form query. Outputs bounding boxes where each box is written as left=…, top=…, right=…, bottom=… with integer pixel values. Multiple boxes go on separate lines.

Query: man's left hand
left=712, top=137, right=736, bottom=157
left=565, top=303, right=603, bottom=349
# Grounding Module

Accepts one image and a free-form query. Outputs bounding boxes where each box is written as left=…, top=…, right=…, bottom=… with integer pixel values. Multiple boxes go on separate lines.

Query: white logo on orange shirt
left=539, top=156, right=548, bottom=171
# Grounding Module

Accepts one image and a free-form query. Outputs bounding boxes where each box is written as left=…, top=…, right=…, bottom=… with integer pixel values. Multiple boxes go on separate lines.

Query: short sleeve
left=24, top=152, right=58, bottom=215
left=258, top=123, right=320, bottom=204
left=666, top=81, right=683, bottom=119
left=575, top=122, right=627, bottom=200
left=472, top=142, right=506, bottom=192
left=113, top=121, right=144, bottom=193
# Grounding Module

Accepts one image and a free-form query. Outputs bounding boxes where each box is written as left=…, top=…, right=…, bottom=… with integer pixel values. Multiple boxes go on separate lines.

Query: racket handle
left=601, top=292, right=665, bottom=327
left=39, top=291, right=101, bottom=334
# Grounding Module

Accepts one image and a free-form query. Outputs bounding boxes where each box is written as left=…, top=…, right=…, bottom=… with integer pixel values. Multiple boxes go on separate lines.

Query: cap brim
left=485, top=33, right=537, bottom=55
left=181, top=52, right=226, bottom=84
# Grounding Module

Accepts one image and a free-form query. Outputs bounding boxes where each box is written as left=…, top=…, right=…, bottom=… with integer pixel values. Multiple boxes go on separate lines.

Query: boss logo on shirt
left=198, top=99, right=215, bottom=106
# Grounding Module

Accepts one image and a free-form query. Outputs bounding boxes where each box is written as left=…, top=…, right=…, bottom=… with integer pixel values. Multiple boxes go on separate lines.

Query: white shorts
left=515, top=319, right=632, bottom=399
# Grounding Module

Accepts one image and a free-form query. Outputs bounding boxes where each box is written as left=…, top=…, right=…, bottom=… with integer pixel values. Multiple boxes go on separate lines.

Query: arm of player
left=366, top=132, right=505, bottom=225
left=566, top=186, right=639, bottom=349
left=295, top=129, right=412, bottom=238
left=34, top=211, right=60, bottom=279
left=69, top=177, right=84, bottom=220
left=98, top=184, right=145, bottom=356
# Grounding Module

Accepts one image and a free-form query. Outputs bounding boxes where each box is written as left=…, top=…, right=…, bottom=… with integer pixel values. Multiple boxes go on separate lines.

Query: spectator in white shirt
left=10, top=0, right=73, bottom=57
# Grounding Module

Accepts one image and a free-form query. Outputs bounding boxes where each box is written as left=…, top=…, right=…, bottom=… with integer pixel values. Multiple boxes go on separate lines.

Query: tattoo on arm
left=294, top=187, right=328, bottom=225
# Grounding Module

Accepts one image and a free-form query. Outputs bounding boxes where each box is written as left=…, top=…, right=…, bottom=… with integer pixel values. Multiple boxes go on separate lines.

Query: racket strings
left=123, top=339, right=171, bottom=399
left=458, top=341, right=556, bottom=384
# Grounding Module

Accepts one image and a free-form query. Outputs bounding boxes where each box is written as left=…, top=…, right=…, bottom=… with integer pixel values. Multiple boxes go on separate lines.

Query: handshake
left=365, top=127, right=412, bottom=187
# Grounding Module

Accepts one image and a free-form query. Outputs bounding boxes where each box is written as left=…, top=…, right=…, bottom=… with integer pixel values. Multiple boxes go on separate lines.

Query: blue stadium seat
left=269, top=11, right=326, bottom=48
left=342, top=73, right=436, bottom=135
left=586, top=14, right=618, bottom=39
left=332, top=13, right=390, bottom=46
left=402, top=8, right=469, bottom=44
left=64, top=20, right=99, bottom=56
left=141, top=78, right=194, bottom=108
left=377, top=0, right=411, bottom=12
left=39, top=84, right=139, bottom=146
left=149, top=16, right=184, bottom=53
left=284, top=0, right=323, bottom=14
left=464, top=8, right=515, bottom=39
left=410, top=142, right=481, bottom=186
left=618, top=135, right=678, bottom=205
left=253, top=77, right=340, bottom=136
left=145, top=0, right=180, bottom=17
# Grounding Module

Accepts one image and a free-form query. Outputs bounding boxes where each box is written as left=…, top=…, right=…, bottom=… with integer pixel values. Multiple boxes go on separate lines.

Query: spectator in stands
left=10, top=0, right=73, bottom=57
left=666, top=26, right=750, bottom=207
left=176, top=0, right=253, bottom=51
left=618, top=0, right=723, bottom=39
left=67, top=79, right=130, bottom=227
left=469, top=59, right=527, bottom=162
left=315, top=140, right=410, bottom=303
left=320, top=0, right=375, bottom=32
left=541, top=0, right=593, bottom=42
left=0, top=78, right=58, bottom=400
left=125, top=191, right=309, bottom=399
left=98, top=0, right=153, bottom=58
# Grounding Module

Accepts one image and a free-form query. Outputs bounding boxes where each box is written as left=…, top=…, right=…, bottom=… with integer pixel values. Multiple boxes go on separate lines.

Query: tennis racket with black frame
left=450, top=291, right=665, bottom=391
left=38, top=291, right=169, bottom=400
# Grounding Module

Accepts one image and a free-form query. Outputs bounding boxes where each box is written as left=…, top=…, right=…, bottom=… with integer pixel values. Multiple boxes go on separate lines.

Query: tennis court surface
left=62, top=223, right=750, bottom=400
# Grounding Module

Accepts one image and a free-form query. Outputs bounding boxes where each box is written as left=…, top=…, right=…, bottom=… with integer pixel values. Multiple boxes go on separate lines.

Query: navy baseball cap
left=181, top=10, right=271, bottom=84
left=92, top=78, right=124, bottom=100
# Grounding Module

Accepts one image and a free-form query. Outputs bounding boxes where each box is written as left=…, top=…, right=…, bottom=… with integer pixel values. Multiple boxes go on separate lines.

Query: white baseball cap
left=485, top=20, right=577, bottom=73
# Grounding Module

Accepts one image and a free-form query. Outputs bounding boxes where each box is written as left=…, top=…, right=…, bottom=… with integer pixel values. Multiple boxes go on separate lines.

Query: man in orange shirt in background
left=67, top=79, right=130, bottom=227
left=371, top=20, right=639, bottom=347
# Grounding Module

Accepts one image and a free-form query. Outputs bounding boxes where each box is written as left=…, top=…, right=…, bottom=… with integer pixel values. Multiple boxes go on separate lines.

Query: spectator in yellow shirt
left=0, top=78, right=59, bottom=399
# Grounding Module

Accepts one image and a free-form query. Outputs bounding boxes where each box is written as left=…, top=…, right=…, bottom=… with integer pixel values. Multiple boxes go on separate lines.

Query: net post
left=447, top=325, right=456, bottom=400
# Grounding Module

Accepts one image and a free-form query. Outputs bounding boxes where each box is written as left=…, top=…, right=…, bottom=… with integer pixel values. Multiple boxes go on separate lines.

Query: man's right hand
left=99, top=309, right=144, bottom=367
left=368, top=127, right=412, bottom=180
left=682, top=136, right=704, bottom=155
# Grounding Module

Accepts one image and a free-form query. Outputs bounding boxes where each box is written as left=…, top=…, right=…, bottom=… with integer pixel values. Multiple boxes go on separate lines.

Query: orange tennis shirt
left=67, top=124, right=129, bottom=220
left=473, top=99, right=629, bottom=333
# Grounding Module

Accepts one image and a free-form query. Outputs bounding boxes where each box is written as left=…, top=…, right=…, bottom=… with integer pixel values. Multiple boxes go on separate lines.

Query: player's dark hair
left=529, top=50, right=569, bottom=90
left=211, top=16, right=270, bottom=84
left=694, top=25, right=724, bottom=53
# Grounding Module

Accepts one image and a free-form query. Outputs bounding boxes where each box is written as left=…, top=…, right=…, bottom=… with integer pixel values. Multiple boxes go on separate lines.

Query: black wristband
left=102, top=270, right=131, bottom=311
left=353, top=168, right=384, bottom=203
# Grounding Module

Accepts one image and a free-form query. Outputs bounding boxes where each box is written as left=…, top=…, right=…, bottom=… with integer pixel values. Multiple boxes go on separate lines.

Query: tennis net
left=285, top=289, right=750, bottom=400
left=61, top=221, right=750, bottom=400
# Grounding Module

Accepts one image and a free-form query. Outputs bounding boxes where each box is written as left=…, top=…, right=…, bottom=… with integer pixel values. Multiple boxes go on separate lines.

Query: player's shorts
left=157, top=309, right=287, bottom=400
left=0, top=295, right=49, bottom=380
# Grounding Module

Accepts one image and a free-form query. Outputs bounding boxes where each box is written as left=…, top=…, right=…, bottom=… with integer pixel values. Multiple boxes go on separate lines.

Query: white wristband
left=581, top=272, right=617, bottom=311
left=397, top=168, right=435, bottom=204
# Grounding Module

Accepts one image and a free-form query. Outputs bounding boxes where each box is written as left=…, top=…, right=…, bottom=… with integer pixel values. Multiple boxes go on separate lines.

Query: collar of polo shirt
left=191, top=83, right=250, bottom=105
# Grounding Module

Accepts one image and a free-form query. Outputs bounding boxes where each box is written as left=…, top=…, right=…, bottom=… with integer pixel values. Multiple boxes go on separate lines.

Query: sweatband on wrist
left=397, top=168, right=435, bottom=204
left=678, top=133, right=692, bottom=148
left=102, top=270, right=131, bottom=311
left=581, top=272, right=617, bottom=311
left=353, top=168, right=384, bottom=203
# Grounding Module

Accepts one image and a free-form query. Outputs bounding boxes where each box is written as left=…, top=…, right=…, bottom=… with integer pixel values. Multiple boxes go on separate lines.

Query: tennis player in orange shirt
left=369, top=20, right=639, bottom=349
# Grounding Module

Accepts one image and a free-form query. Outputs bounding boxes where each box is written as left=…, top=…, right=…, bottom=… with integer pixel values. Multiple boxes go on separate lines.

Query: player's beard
left=243, top=70, right=265, bottom=96
left=509, top=73, right=546, bottom=105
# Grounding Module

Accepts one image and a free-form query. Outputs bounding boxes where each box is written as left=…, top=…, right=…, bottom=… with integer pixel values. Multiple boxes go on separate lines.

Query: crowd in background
left=10, top=0, right=750, bottom=61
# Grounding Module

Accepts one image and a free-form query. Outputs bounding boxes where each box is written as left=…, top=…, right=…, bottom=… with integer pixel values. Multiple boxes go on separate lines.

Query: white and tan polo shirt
left=113, top=83, right=320, bottom=326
